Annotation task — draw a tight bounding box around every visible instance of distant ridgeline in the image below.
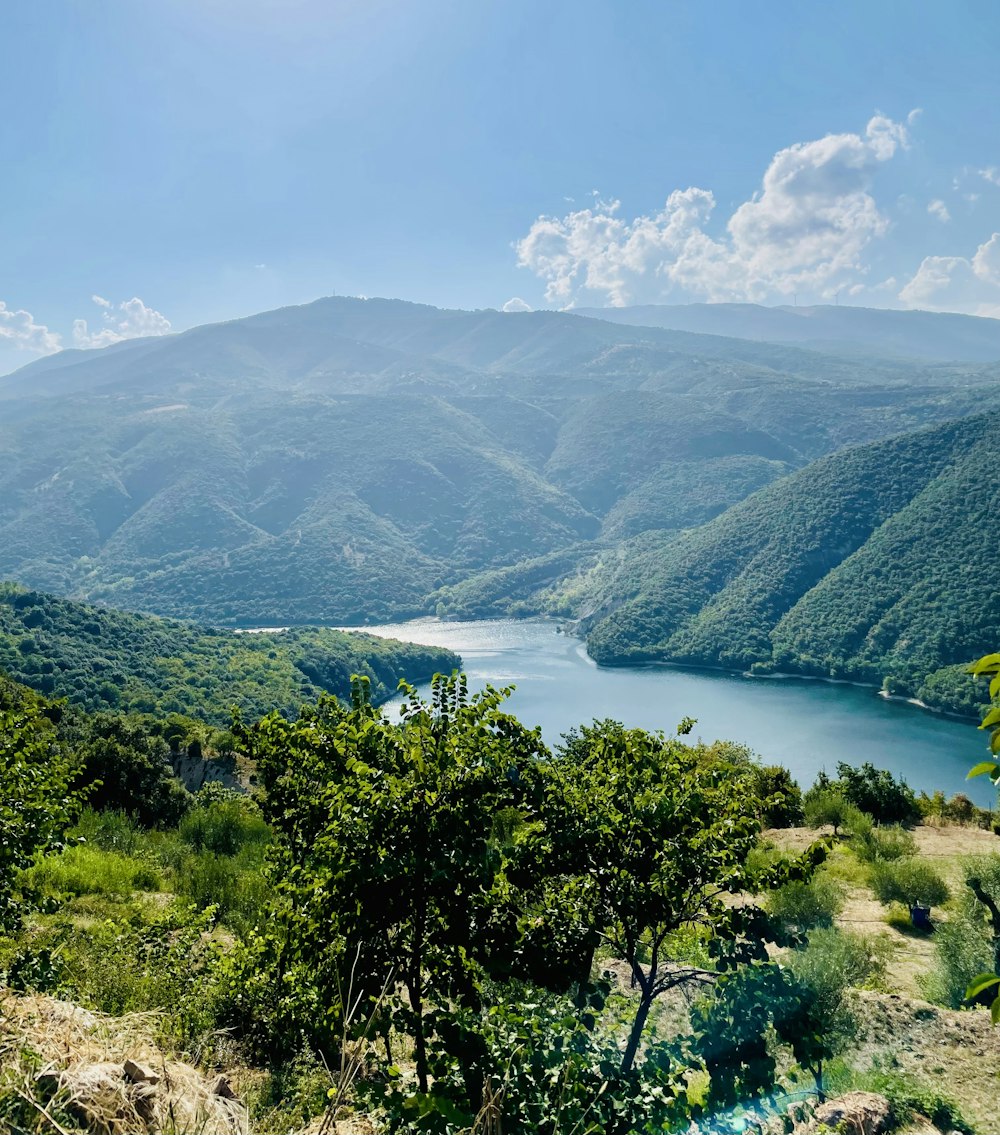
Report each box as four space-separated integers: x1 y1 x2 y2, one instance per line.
2 296 1000 718
0 584 458 725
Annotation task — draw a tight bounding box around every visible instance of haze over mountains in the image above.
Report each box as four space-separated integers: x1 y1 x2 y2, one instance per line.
2 295 1000 714
574 302 1000 362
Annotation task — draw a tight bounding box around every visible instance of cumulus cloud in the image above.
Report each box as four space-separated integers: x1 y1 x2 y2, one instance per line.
515 114 911 307
927 199 951 223
898 232 1000 317
73 295 172 349
0 301 62 355
501 296 532 312
980 167 1000 187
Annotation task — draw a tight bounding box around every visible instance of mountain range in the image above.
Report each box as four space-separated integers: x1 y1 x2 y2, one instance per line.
2 296 1000 714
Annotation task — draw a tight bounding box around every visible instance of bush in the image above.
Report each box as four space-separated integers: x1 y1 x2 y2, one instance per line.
753 764 804 828
871 857 950 909
850 823 917 865
919 908 992 1007
21 845 161 898
178 797 270 856
834 762 919 826
767 875 843 935
824 1066 973 1134
175 848 269 933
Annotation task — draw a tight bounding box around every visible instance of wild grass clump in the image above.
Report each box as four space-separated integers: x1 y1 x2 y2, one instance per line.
21 844 161 898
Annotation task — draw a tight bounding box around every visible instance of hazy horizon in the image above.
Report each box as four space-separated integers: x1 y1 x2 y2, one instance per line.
3 1 999 374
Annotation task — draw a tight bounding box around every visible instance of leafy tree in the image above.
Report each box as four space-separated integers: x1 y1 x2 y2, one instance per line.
68 711 191 826
543 720 823 1074
0 697 79 929
833 761 919 826
803 786 857 837
871 857 950 910
232 674 550 1104
774 928 889 1100
752 764 804 828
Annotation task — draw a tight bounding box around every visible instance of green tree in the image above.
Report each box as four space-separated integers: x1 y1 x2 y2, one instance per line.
871 857 950 910
543 720 823 1074
775 928 889 1100
0 697 79 929
804 786 858 837
234 674 550 1103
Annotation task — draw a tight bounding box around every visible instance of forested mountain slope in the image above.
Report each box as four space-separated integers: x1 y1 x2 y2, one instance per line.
0 583 457 722
582 412 999 712
3 297 1000 625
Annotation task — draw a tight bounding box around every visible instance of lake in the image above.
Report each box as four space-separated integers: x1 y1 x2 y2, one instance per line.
358 617 994 807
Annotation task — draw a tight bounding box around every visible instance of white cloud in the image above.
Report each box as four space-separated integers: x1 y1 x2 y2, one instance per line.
501 296 532 312
0 300 62 355
515 114 911 306
898 232 1000 317
927 199 951 223
980 167 1000 187
73 295 172 349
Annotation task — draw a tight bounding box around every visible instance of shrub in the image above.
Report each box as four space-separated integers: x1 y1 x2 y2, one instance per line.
178 797 270 856
767 875 843 935
21 845 161 897
919 909 992 1007
175 848 269 933
850 823 917 865
834 762 919 827
753 764 804 828
786 926 890 994
871 857 950 909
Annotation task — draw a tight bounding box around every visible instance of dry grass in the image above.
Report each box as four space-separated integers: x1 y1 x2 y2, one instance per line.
0 988 248 1134
767 822 1000 999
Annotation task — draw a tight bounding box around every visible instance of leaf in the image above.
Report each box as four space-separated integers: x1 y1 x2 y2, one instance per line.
965 972 1000 1000
992 996 1000 1026
980 706 1000 729
967 761 999 780
969 653 1000 675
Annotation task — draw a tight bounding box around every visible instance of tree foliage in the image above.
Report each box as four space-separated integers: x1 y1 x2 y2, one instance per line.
0 695 79 929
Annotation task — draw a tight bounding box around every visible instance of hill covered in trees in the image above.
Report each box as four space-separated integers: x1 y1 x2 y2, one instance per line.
0 583 457 723
2 297 1000 626
573 412 999 713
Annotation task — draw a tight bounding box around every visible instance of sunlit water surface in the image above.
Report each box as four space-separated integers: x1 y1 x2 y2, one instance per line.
350 618 993 807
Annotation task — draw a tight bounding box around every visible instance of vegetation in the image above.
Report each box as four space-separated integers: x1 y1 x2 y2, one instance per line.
2 644 994 1132
870 858 950 910
582 412 1000 718
0 583 458 721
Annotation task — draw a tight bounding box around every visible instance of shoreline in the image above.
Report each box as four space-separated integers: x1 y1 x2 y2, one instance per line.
236 614 983 728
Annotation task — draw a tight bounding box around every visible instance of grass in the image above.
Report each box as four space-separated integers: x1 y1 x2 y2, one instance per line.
22 844 162 898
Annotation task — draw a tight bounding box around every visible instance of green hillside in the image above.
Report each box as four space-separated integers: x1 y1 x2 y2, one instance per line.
0 583 458 723
3 297 1000 626
580 412 999 713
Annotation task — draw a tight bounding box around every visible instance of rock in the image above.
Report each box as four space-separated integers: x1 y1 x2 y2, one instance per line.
811 1091 892 1134
123 1058 161 1085
209 1073 239 1100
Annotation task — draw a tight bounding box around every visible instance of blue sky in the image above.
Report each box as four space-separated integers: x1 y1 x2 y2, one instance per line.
2 0 999 373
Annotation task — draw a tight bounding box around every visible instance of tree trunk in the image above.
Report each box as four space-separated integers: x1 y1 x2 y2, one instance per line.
408 973 429 1094
621 990 653 1074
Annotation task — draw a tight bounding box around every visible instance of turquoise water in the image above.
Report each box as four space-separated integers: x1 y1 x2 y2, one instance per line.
360 618 994 807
